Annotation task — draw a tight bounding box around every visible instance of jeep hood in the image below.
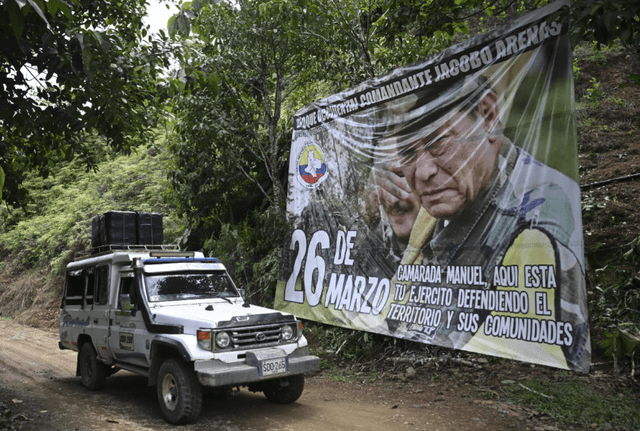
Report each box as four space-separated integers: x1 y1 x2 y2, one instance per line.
149 301 295 333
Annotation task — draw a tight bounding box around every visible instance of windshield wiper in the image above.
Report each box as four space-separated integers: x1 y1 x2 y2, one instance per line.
215 293 236 304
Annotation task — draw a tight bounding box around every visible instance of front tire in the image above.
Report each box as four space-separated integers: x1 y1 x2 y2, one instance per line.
79 342 107 391
157 358 202 425
263 375 305 404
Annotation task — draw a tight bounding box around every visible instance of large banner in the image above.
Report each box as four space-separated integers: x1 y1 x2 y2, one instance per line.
275 0 590 373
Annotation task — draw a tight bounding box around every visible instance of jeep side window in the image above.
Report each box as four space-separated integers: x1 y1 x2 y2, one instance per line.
117 274 138 313
64 267 99 309
95 265 109 305
64 269 85 307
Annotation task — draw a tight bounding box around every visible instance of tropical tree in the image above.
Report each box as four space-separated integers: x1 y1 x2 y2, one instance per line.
167 0 321 220
303 0 483 86
0 0 171 208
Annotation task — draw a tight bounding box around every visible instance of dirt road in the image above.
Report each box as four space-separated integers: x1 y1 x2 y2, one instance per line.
0 319 530 431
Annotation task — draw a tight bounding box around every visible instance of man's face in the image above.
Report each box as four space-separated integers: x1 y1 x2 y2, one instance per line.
397 112 499 219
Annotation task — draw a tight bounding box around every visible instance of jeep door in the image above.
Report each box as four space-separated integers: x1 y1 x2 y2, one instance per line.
108 272 149 367
85 264 112 361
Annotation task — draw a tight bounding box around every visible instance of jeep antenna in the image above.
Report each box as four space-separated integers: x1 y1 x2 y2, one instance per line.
240 255 251 308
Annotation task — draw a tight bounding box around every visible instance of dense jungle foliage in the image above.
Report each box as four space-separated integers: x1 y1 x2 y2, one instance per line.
1 0 639 375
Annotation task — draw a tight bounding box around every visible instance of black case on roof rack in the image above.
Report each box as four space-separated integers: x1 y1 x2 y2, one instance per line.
137 212 163 245
91 211 163 253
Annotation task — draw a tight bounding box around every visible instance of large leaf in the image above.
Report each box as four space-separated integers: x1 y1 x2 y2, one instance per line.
168 11 191 37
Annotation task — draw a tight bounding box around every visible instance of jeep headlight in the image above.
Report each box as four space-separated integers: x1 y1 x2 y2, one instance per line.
281 324 294 341
215 331 231 349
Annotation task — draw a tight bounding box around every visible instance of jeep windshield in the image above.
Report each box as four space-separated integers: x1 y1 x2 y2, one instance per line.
144 272 239 302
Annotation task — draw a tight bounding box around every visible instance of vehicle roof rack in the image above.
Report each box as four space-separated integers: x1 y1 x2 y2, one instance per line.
74 244 180 261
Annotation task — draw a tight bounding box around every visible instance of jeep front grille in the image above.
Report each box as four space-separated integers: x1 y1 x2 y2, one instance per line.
205 322 298 352
230 324 284 349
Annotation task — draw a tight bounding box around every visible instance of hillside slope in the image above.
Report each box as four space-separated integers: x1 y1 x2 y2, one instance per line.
574 45 640 363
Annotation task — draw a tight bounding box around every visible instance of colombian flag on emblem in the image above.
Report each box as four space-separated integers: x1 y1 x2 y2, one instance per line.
298 144 327 185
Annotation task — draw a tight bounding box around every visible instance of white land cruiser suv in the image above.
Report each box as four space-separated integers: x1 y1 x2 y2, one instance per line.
59 247 319 424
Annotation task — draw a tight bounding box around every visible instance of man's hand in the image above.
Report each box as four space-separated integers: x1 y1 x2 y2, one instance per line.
366 161 414 212
365 160 420 245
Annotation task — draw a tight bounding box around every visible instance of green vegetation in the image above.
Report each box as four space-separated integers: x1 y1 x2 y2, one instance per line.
590 237 640 372
202 208 288 306
306 324 379 362
0 141 182 275
582 77 606 109
505 378 640 428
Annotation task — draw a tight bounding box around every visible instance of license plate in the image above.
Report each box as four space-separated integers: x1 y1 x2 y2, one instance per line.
260 357 288 377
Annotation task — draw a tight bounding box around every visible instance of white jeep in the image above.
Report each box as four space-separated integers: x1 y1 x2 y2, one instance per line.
58 247 319 424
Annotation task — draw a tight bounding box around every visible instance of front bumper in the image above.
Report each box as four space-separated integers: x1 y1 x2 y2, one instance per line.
195 346 320 387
